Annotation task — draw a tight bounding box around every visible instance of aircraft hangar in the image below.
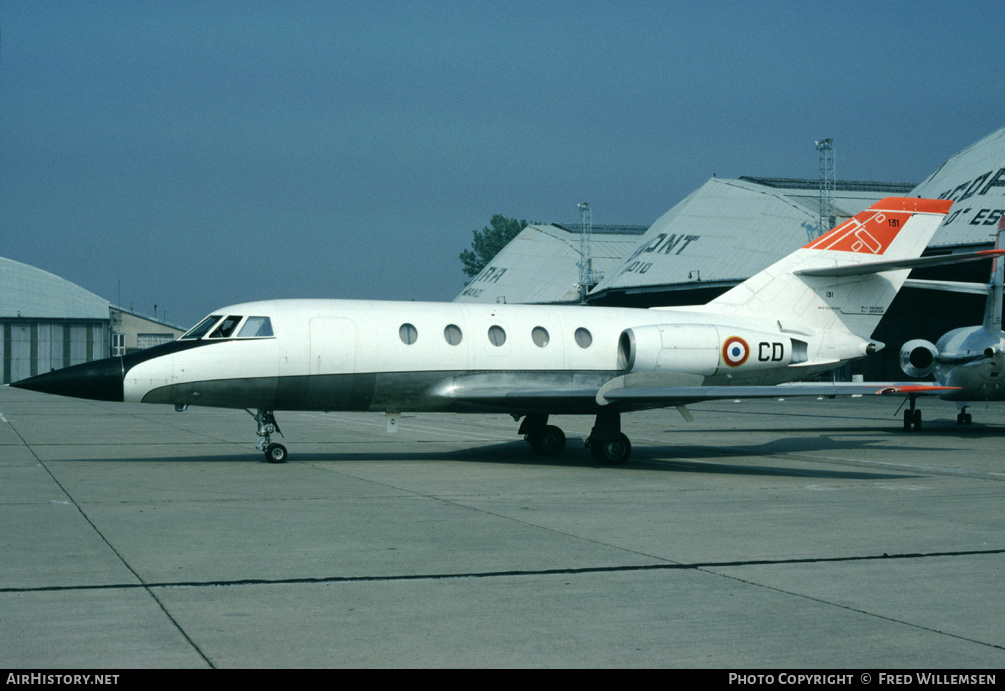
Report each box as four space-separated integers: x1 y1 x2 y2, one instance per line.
454 223 649 305
456 177 913 310
0 256 185 384
0 256 111 385
455 124 1005 380
587 176 914 308
852 125 1005 379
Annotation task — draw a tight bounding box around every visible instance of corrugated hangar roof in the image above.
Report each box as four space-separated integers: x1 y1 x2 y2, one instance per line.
0 256 110 320
912 125 1005 249
589 177 902 302
454 224 648 304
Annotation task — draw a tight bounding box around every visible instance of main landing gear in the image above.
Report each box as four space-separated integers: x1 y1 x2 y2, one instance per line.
250 409 287 463
519 414 566 456
902 398 975 429
903 394 922 431
585 409 631 465
519 410 632 465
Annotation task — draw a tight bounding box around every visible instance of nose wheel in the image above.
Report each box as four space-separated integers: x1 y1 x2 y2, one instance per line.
265 442 288 463
249 409 287 463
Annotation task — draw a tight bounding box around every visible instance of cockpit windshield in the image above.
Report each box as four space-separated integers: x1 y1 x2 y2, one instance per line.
209 315 243 339
181 314 275 340
182 315 222 340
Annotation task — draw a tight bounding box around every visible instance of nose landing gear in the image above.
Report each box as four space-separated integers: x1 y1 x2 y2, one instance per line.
249 409 287 463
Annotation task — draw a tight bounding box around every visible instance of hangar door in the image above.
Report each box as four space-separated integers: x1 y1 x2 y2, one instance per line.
2 322 109 384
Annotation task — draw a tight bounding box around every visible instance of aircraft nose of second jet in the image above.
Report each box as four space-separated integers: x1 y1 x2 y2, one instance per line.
11 356 125 402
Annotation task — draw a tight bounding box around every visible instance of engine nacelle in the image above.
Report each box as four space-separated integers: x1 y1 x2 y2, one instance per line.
619 324 802 375
899 339 939 378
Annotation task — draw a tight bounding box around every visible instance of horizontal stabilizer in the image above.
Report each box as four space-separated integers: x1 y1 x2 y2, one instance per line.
795 249 1005 278
902 279 992 296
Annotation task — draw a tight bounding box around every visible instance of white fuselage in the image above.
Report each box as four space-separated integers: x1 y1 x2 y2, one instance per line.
123 299 864 414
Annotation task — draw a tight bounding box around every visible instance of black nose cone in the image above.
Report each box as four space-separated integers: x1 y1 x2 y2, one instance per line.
11 357 124 402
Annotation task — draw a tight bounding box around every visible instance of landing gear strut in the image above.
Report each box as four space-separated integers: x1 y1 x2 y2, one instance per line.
519 414 566 456
903 395 922 431
586 409 632 465
249 409 287 463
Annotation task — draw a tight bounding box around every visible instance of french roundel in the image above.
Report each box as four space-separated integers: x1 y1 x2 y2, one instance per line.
722 336 750 367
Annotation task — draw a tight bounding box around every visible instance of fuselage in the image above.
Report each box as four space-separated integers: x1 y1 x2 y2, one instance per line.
18 299 868 416
934 326 1005 401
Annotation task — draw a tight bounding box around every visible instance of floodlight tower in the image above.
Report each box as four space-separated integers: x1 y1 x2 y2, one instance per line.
577 202 593 304
815 138 836 237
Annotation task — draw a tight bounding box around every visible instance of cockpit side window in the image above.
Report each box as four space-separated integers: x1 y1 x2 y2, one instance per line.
237 316 274 338
210 315 243 339
182 315 222 340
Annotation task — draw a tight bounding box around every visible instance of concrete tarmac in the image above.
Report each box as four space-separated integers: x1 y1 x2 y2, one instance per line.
1 385 1003 669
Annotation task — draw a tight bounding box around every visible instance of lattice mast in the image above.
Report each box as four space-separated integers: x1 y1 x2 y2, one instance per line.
816 138 836 237
577 202 595 303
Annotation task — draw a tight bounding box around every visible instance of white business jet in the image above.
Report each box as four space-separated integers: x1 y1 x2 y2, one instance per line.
14 198 976 464
899 217 1005 427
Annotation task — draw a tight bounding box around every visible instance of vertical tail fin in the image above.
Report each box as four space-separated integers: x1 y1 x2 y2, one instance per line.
982 216 1005 336
705 197 953 339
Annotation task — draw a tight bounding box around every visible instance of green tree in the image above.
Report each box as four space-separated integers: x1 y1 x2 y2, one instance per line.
459 214 529 278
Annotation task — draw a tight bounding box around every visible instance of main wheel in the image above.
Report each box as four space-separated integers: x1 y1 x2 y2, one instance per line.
590 433 631 465
265 443 288 463
913 409 922 431
530 425 566 456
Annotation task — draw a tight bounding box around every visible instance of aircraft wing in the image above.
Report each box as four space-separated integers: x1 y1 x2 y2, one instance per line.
433 372 957 413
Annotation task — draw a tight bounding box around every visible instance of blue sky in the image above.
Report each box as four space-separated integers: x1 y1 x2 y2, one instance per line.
2 1 1002 327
